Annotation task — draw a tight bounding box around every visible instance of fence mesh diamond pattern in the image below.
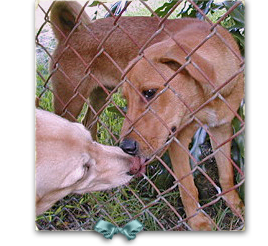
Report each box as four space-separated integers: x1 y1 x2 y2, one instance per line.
35 0 245 231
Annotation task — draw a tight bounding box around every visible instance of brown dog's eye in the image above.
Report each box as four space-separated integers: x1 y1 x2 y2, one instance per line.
142 89 157 100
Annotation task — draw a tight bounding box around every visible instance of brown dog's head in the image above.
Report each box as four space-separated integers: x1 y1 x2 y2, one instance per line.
120 32 221 159
120 22 242 159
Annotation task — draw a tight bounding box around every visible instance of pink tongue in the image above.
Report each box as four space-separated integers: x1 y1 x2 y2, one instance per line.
129 157 146 176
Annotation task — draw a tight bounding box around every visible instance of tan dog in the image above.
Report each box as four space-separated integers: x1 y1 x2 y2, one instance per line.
35 109 143 215
120 21 244 230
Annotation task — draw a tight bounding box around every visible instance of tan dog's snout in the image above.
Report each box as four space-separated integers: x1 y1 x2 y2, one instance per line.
36 109 148 215
128 156 147 177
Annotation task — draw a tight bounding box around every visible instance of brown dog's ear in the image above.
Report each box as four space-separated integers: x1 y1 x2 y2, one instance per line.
50 1 91 40
159 58 188 76
160 41 215 86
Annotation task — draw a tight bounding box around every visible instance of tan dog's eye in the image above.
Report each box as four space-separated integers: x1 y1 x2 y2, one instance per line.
142 89 157 100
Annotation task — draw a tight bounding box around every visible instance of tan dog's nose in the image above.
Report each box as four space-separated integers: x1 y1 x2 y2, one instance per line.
120 138 139 156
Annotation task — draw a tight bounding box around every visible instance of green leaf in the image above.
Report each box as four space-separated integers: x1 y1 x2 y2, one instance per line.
106 105 126 116
88 1 100 7
154 0 178 18
231 101 245 165
223 1 244 23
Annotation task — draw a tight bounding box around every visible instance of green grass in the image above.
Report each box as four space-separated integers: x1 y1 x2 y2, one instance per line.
36 63 54 112
97 92 126 145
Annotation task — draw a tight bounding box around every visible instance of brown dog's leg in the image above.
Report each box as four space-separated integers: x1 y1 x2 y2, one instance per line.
54 91 85 122
209 123 244 216
52 74 89 122
169 123 212 231
53 73 95 123
82 87 108 140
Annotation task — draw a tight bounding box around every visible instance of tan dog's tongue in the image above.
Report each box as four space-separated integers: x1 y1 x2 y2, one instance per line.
129 157 146 177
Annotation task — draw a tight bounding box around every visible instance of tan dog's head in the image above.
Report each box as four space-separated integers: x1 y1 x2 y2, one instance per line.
120 33 220 158
36 110 144 215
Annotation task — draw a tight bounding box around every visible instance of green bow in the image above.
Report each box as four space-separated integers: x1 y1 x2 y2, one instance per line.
94 219 143 240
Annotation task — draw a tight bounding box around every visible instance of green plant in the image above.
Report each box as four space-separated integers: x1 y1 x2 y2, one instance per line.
154 0 245 54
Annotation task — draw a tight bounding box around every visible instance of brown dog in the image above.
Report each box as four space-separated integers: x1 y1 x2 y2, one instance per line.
120 21 244 230
35 109 143 215
50 1 206 138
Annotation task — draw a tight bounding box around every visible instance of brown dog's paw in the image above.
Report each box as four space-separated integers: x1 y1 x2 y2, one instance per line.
232 199 245 217
224 191 245 218
188 213 213 231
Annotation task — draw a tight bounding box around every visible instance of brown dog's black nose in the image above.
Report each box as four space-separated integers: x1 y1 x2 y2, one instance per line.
120 138 139 156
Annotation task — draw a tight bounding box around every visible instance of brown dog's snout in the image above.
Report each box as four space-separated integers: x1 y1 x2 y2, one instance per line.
120 138 139 156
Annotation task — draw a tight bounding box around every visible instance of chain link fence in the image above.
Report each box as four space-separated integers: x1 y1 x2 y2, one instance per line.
35 0 245 231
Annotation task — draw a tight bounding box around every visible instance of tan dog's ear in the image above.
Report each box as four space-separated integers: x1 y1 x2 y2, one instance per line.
159 41 215 86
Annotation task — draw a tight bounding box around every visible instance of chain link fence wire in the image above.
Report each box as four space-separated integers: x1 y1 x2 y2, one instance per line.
35 0 245 231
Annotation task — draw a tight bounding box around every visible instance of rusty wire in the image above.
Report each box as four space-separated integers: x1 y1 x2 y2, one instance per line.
35 0 245 231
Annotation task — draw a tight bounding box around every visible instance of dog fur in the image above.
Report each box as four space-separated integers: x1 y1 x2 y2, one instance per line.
120 21 244 230
35 109 142 215
50 1 205 137
48 1 244 230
